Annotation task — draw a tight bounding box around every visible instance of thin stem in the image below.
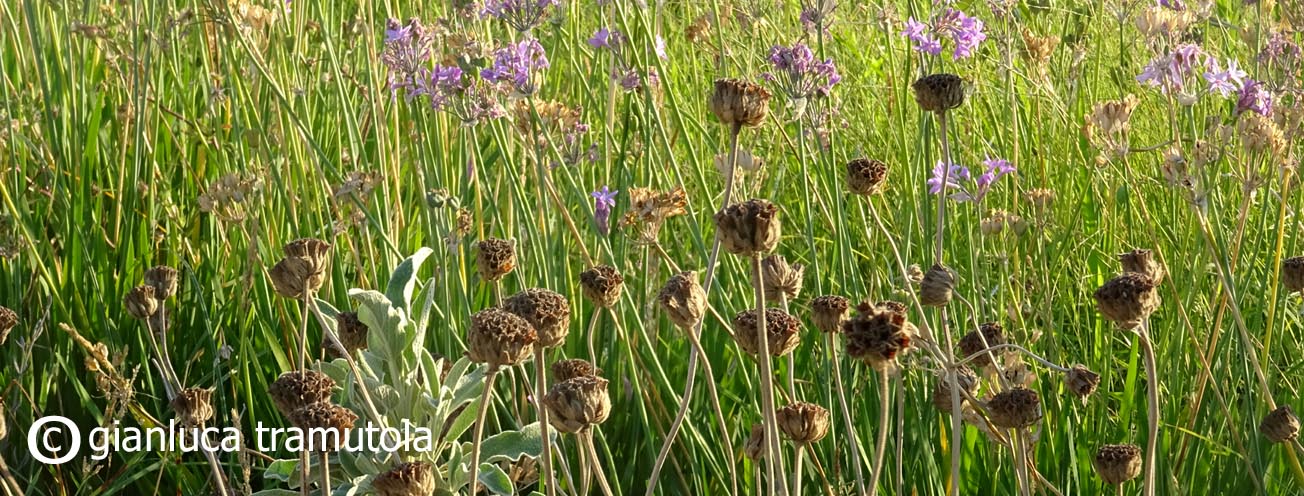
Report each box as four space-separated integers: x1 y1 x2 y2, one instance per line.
586 431 615 496
319 451 331 496
306 301 389 430
683 327 738 494
791 444 806 496
580 433 593 496
469 367 500 496
778 293 796 401
956 344 1071 373
754 255 785 496
867 369 890 496
300 290 312 371
201 442 231 496
1012 430 1031 496
1138 325 1160 496
587 308 602 364
536 349 558 496
828 333 866 496
935 110 963 496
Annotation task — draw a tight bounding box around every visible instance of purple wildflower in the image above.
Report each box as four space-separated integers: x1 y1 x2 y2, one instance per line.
592 186 618 235
1158 0 1185 10
930 158 1015 202
481 0 560 32
654 35 668 60
903 9 985 60
761 43 841 99
380 18 433 99
1202 59 1247 97
927 161 966 194
1137 43 1207 95
903 18 943 55
416 65 465 110
589 27 623 49
481 39 550 96
1236 79 1273 116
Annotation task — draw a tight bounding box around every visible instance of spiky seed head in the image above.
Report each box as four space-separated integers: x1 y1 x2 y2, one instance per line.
931 367 979 412
171 387 215 427
1065 364 1101 399
657 271 708 330
1283 256 1304 293
1093 444 1142 485
545 376 611 434
475 238 517 282
912 74 966 113
551 358 602 382
579 265 624 308
466 308 537 369
846 158 889 196
919 264 957 307
124 286 159 320
843 301 915 370
0 306 16 345
759 254 805 302
1260 406 1300 443
268 370 337 417
986 387 1042 429
731 308 803 357
288 402 358 451
810 295 851 334
283 237 332 261
269 238 331 298
709 78 771 129
144 265 179 300
957 322 1006 369
776 402 830 445
328 312 370 359
1119 249 1165 284
504 288 572 349
372 461 438 496
715 199 782 257
743 423 767 461
1094 272 1160 330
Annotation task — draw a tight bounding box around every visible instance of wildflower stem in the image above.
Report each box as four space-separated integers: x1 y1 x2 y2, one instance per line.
535 348 558 496
1012 429 1031 496
935 109 965 496
306 301 388 429
827 332 867 496
580 433 593 496
778 293 797 401
469 367 499 496
791 444 806 496
586 430 615 496
201 439 232 496
319 452 330 496
1137 322 1159 496
867 369 890 496
754 254 786 496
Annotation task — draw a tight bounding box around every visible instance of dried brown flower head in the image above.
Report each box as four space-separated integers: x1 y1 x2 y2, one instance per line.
709 78 772 129
657 271 708 330
919 264 957 307
1065 364 1101 399
545 376 611 433
686 14 712 44
732 308 803 357
1239 111 1285 155
1094 272 1160 330
1119 249 1166 284
1020 30 1059 69
912 74 966 113
466 308 538 369
329 312 370 358
931 367 979 412
0 306 16 345
124 286 159 320
144 265 179 300
579 265 624 308
621 187 689 243
1093 444 1142 485
268 370 337 417
958 322 1005 368
843 301 915 370
1135 5 1194 39
1260 406 1300 443
552 358 602 382
1086 94 1140 159
288 402 358 451
759 254 804 302
372 461 438 496
986 387 1042 429
1283 256 1304 293
475 238 517 282
269 238 332 299
846 158 888 196
776 402 830 445
743 422 766 461
715 199 781 257
171 387 215 427
504 288 572 349
809 295 851 334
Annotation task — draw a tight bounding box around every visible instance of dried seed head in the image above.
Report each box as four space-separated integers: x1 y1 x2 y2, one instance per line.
1283 256 1304 293
776 402 830 445
124 286 159 320
171 387 215 427
551 358 602 382
931 367 979 412
715 199 782 257
466 308 538 369
372 461 438 496
579 265 624 308
475 238 517 282
328 312 370 358
732 308 803 357
809 295 851 334
1093 444 1143 485
743 423 766 460
846 158 888 196
759 254 805 302
1119 249 1165 284
843 301 915 370
284 237 332 261
1001 357 1037 388
504 288 572 348
1239 111 1285 155
918 264 957 307
268 370 337 417
1260 406 1300 443
912 74 966 113
545 376 611 433
144 265 179 300
0 306 16 345
657 271 708 330
270 238 331 298
287 402 358 451
1094 272 1160 330
1065 364 1101 399
709 78 772 129
958 322 1006 368
986 387 1042 429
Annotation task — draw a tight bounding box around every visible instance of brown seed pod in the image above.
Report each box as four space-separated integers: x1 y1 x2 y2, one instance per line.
931 367 979 412
327 312 369 359
544 376 611 434
269 238 331 298
284 237 332 262
809 295 851 334
1283 256 1304 293
503 288 572 349
0 306 16 345
732 308 803 357
708 78 772 129
1094 272 1160 330
843 301 916 370
846 158 889 196
124 286 159 320
715 199 782 257
1260 405 1300 443
1093 444 1143 485
743 423 767 461
1065 364 1101 399
759 254 805 302
144 265 179 300
371 461 438 496
986 387 1042 429
268 371 337 417
475 238 517 282
466 308 538 369
551 358 602 382
171 387 215 427
1119 249 1165 284
579 265 624 308
957 322 1005 368
288 402 358 451
776 402 831 445
918 264 957 307
657 271 708 330
912 73 966 113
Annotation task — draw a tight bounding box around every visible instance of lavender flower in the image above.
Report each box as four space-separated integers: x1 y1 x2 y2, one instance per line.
1137 43 1207 98
481 39 550 96
761 43 841 100
417 65 465 110
654 35 668 60
589 27 623 49
903 9 986 60
929 158 1015 202
380 18 434 99
481 0 559 32
592 186 618 235
590 27 661 93
1236 79 1272 116
415 64 505 125
927 161 967 194
903 18 943 55
1202 58 1246 97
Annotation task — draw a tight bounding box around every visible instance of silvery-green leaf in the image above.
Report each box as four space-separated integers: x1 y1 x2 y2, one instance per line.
317 360 349 387
349 289 408 364
478 463 515 495
440 397 481 445
315 298 341 319
337 450 362 477
477 422 545 463
412 277 438 337
263 459 298 483
385 247 433 312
